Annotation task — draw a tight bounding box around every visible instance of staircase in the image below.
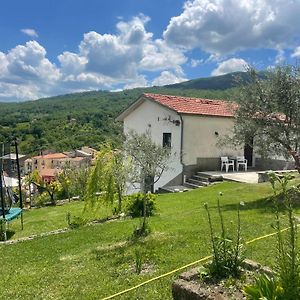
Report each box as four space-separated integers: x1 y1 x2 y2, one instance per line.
184 172 223 189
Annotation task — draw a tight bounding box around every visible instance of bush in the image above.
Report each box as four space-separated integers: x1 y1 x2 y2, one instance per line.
66 212 87 229
203 194 244 280
124 193 157 218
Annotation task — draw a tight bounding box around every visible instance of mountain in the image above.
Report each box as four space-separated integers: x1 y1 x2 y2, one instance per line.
166 71 249 90
0 72 248 154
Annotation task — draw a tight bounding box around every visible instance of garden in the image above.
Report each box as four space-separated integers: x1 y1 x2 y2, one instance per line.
1 177 300 299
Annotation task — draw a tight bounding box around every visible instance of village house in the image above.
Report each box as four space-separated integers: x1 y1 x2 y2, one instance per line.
24 148 96 182
117 93 292 191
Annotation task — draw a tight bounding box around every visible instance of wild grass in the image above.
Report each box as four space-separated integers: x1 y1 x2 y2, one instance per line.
1 181 300 299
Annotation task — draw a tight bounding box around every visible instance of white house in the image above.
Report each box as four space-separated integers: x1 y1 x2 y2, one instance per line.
117 93 295 191
117 93 252 191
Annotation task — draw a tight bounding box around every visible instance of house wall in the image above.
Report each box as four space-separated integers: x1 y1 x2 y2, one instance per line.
182 115 243 170
123 99 183 192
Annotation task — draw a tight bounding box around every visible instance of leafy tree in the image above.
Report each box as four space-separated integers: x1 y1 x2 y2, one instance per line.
232 65 300 173
124 131 170 235
84 144 131 213
124 130 171 193
31 171 63 205
57 164 72 201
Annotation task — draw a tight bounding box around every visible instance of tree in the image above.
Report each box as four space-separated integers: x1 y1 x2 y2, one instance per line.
232 65 300 173
124 130 171 193
57 162 73 202
84 143 131 213
125 130 171 235
31 171 62 205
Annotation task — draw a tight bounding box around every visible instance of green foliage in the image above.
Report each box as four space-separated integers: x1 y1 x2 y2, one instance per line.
34 192 50 207
125 130 170 193
30 171 63 205
0 181 289 299
243 273 284 300
203 194 244 280
134 248 143 274
268 172 300 299
66 212 87 229
124 193 157 218
84 143 131 215
0 87 234 154
232 65 300 172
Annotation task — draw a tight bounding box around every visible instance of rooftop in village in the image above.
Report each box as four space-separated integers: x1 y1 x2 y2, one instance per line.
116 93 237 121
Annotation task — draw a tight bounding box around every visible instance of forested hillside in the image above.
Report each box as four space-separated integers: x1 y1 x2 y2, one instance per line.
0 84 236 155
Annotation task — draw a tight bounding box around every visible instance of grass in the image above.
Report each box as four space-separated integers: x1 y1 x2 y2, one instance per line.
6 201 112 239
1 181 300 299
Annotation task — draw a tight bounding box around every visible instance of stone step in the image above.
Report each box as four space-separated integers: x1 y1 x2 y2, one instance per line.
187 178 209 186
197 172 224 182
196 172 212 178
184 182 203 189
192 175 210 182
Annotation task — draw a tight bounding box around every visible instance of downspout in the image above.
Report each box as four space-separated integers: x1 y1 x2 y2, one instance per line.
179 114 184 184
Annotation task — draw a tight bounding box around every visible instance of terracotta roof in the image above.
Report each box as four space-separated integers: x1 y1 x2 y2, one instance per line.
32 153 68 160
39 168 61 177
143 93 237 117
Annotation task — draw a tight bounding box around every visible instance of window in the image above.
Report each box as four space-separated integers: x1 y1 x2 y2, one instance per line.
162 133 172 148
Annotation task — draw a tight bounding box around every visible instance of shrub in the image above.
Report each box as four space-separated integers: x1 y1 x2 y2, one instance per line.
203 193 244 280
66 212 87 229
244 172 300 299
124 193 157 218
243 273 284 300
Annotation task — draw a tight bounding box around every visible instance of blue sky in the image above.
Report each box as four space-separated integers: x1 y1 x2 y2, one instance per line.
1 0 300 102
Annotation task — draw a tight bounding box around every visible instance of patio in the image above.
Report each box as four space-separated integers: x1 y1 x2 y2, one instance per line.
203 170 259 184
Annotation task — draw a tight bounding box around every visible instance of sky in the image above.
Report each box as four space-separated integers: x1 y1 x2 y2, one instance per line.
1 0 300 102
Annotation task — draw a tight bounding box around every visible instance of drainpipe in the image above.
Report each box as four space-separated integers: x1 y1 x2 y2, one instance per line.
179 114 184 184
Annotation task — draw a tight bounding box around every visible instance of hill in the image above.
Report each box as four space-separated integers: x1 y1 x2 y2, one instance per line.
166 71 248 90
0 73 242 154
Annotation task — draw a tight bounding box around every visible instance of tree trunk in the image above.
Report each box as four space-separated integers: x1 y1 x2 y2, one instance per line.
117 185 122 213
288 150 300 174
142 193 147 232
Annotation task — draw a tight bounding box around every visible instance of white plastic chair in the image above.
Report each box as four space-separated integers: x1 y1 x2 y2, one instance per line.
236 156 247 171
220 156 235 172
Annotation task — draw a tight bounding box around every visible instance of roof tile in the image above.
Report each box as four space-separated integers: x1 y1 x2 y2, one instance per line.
143 93 237 117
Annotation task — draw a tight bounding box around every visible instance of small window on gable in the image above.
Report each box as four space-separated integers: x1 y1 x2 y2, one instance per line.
163 133 172 148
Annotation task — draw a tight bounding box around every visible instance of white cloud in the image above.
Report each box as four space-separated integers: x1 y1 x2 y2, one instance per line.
275 49 285 65
152 70 187 86
124 75 148 89
140 39 187 71
21 28 38 38
0 41 60 101
190 58 203 67
291 46 300 58
211 58 248 76
0 15 189 101
164 0 300 55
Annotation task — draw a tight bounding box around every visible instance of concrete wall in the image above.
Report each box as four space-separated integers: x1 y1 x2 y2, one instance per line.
255 158 295 171
123 99 183 191
182 115 243 170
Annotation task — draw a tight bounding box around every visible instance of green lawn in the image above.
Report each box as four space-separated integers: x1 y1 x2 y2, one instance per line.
1 181 299 300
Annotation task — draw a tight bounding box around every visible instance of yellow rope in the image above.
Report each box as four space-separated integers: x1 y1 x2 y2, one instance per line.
101 225 296 300
101 255 212 300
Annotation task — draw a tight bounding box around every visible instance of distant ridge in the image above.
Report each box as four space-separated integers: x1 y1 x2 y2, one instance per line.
165 71 248 90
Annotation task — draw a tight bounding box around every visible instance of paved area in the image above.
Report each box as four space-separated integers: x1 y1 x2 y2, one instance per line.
203 171 259 184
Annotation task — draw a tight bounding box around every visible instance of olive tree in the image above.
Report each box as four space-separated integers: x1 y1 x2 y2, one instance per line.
124 130 171 193
125 130 171 235
232 65 300 173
